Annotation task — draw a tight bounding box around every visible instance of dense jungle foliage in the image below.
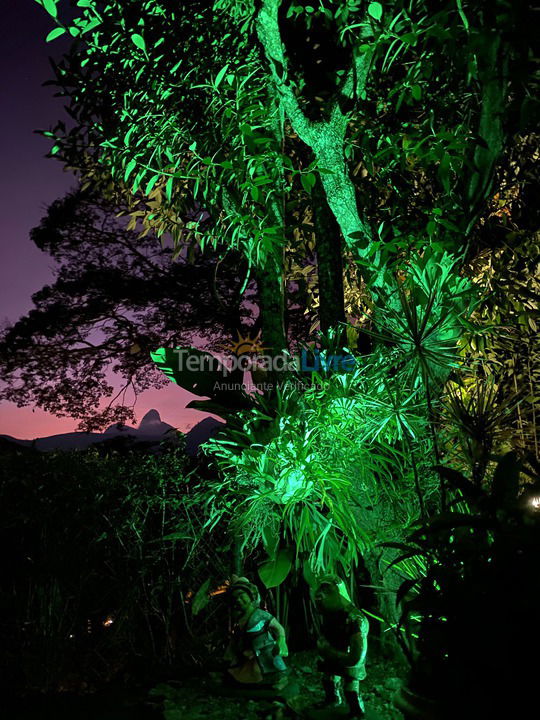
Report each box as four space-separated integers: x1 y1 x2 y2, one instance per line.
1 1 538 716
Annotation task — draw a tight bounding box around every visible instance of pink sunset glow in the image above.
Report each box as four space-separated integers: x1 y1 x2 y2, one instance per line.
0 5 214 441
0 384 213 441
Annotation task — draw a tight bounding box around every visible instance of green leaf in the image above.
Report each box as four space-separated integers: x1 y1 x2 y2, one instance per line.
302 560 318 588
124 159 136 182
161 531 193 542
132 171 145 193
46 26 66 42
166 176 173 202
401 32 418 45
386 552 423 572
145 175 160 196
411 84 422 101
131 34 146 53
301 172 316 193
40 0 58 19
261 524 280 559
368 2 383 21
123 126 135 147
258 548 293 589
214 63 229 89
436 218 460 232
81 17 100 34
191 578 211 616
151 347 235 396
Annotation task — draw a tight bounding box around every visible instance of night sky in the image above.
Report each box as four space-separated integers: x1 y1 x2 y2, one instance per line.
0 2 204 439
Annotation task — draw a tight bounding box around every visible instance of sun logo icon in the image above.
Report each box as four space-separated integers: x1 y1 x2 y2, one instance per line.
223 330 268 357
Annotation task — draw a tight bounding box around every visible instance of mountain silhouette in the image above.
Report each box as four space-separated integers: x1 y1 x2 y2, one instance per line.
138 409 175 435
184 417 225 456
0 409 214 453
102 409 175 437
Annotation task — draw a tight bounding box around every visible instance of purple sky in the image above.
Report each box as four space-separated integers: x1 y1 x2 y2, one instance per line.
0 2 207 439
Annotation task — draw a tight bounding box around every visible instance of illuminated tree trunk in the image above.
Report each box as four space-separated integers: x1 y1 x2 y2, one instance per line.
312 175 346 336
256 0 384 290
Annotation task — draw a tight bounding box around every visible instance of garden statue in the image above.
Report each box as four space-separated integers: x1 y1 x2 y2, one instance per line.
224 576 290 690
312 575 369 719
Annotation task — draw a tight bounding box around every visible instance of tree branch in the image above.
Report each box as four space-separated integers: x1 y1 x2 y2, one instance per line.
256 0 383 287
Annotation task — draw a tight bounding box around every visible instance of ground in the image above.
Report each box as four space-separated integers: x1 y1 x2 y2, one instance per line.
6 650 405 719
149 651 405 720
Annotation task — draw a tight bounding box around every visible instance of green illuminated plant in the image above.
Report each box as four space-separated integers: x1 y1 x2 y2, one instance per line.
185 344 437 601
369 247 477 388
35 0 533 296
31 0 537 429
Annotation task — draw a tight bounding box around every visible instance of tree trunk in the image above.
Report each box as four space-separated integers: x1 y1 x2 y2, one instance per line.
312 175 346 338
255 251 287 358
463 31 509 241
256 0 384 290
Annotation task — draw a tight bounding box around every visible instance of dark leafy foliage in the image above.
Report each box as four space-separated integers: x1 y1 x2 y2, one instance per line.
390 451 540 716
0 442 229 694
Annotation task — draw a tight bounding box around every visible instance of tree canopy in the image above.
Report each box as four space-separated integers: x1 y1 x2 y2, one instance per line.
0 190 257 428
17 0 538 431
